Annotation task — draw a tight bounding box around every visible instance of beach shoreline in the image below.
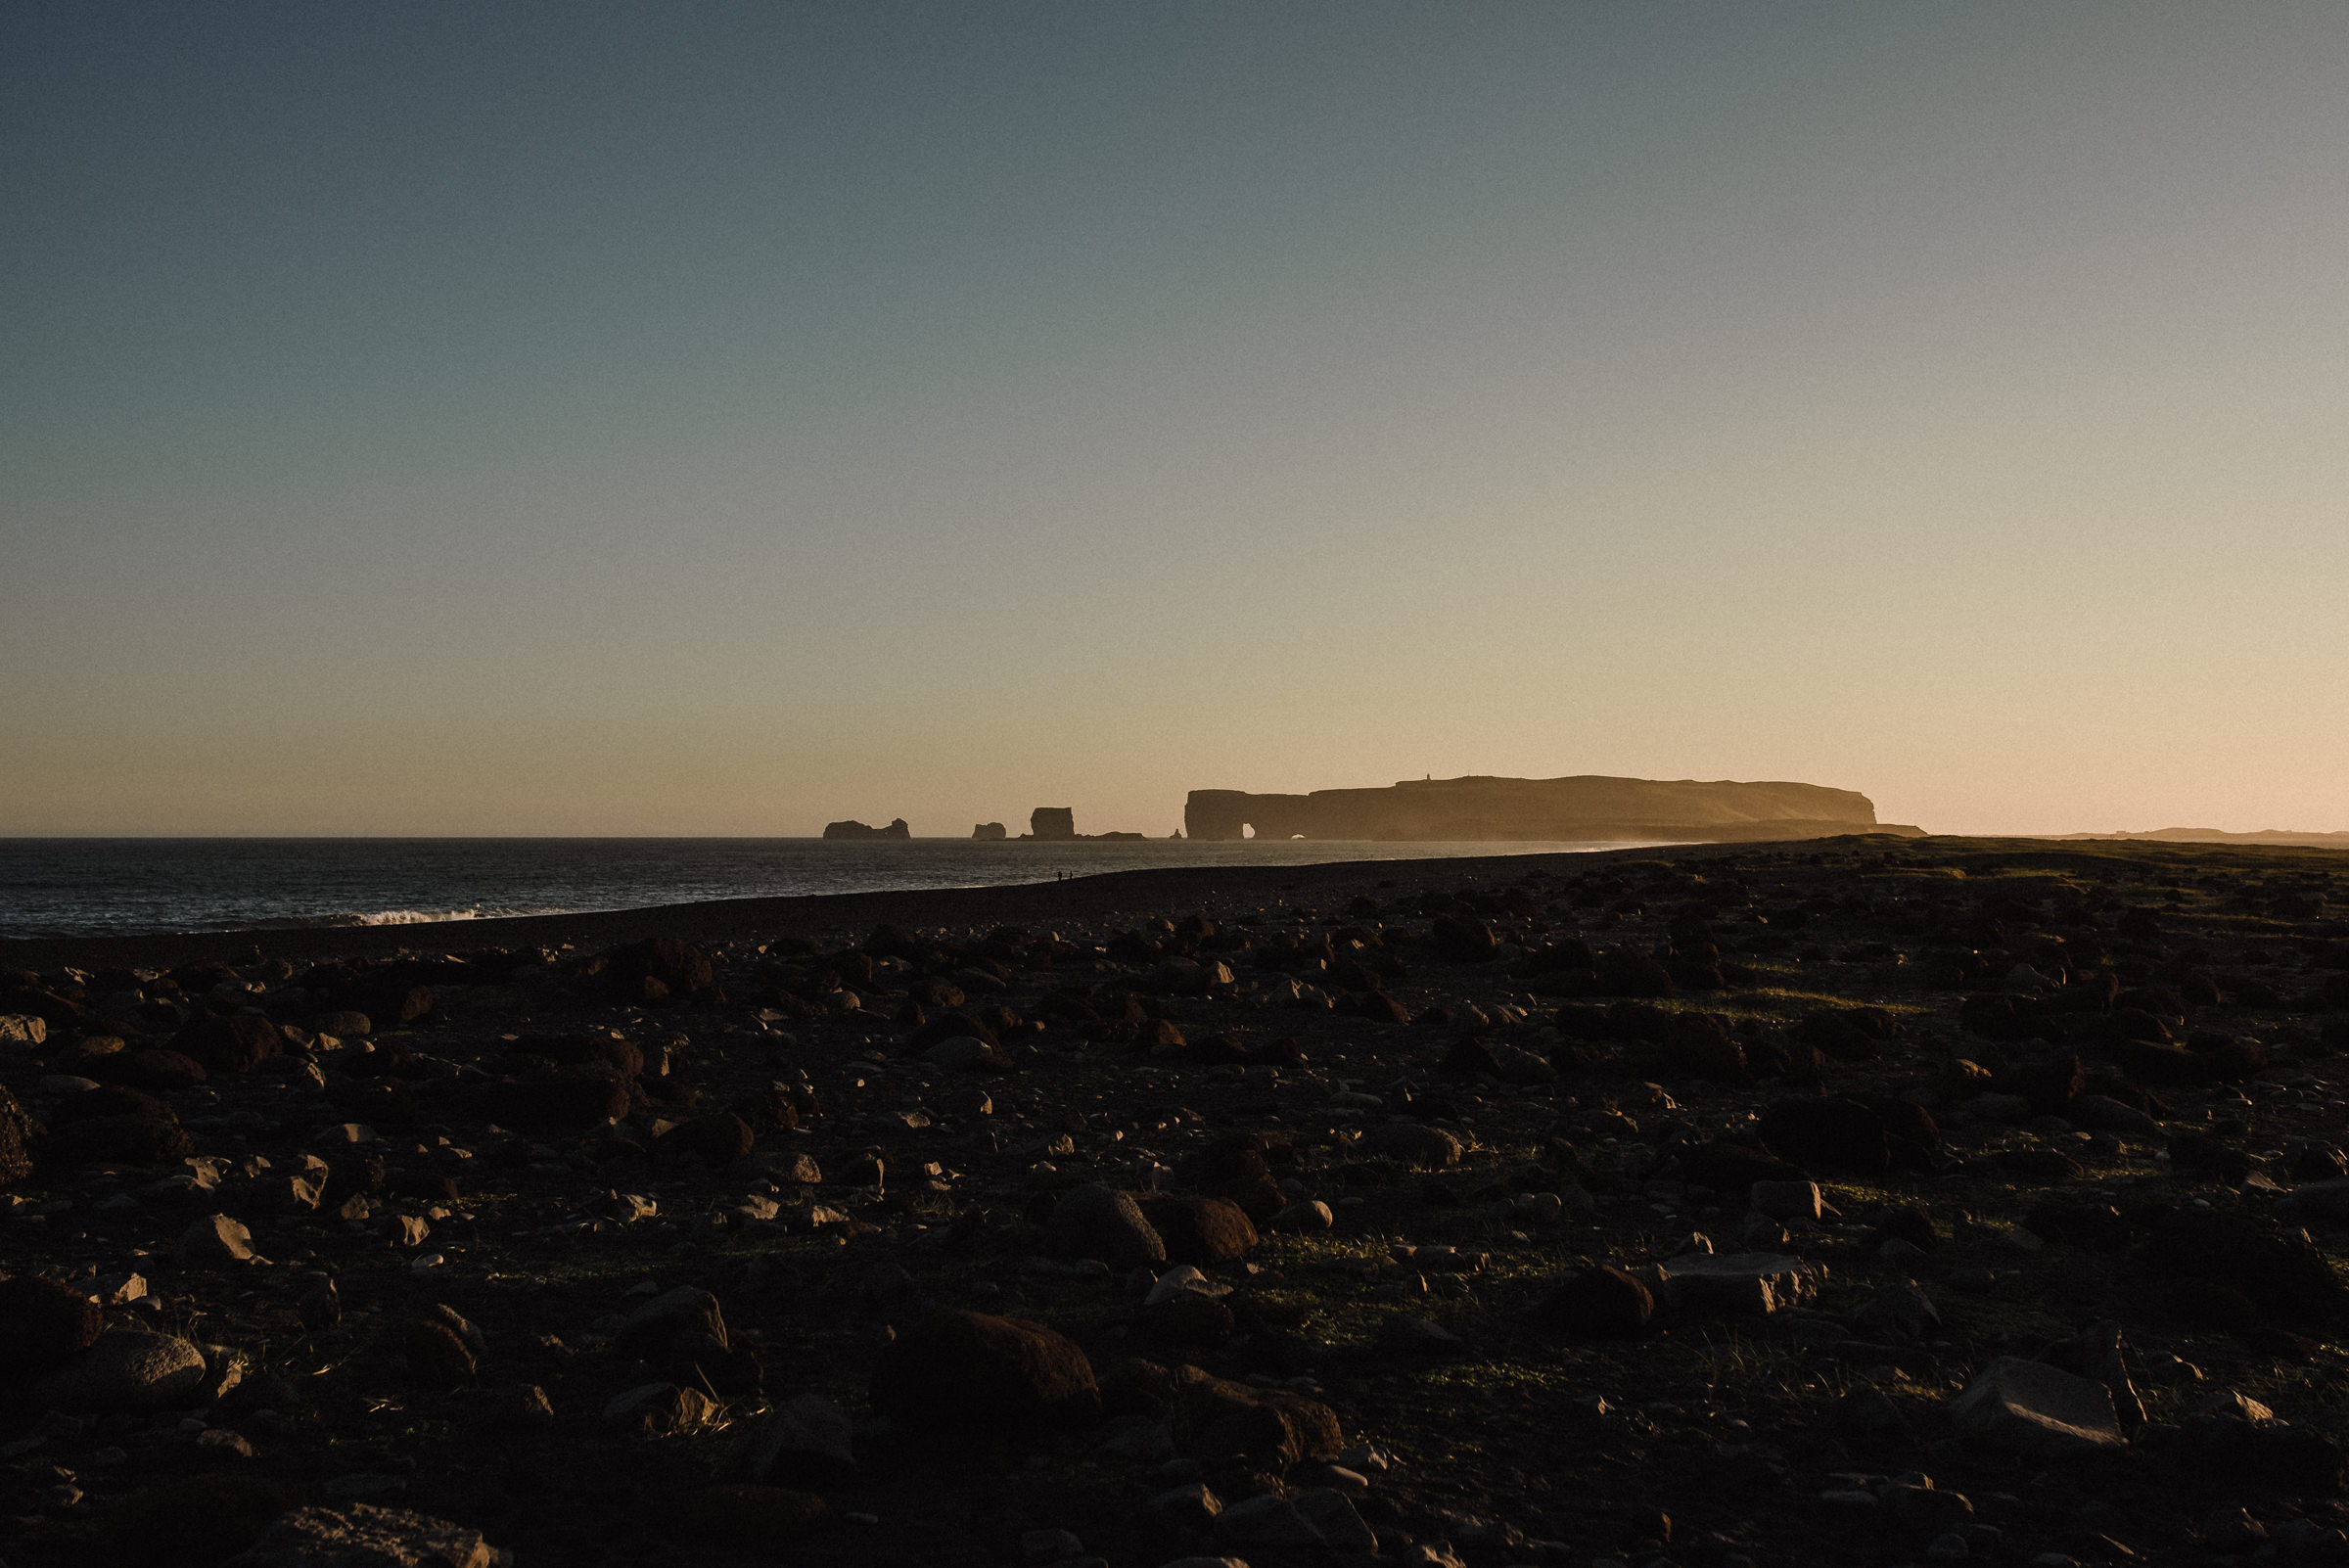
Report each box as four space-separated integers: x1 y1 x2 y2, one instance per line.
0 838 1767 971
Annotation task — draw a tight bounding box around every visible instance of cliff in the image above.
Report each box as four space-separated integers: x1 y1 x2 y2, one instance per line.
1183 774 1915 843
822 818 910 841
1018 807 1145 843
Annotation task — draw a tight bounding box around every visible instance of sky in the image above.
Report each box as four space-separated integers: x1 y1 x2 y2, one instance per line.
5 1 2347 838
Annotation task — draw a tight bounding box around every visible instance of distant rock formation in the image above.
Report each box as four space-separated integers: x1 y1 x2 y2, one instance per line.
822 818 911 841
2054 827 2349 847
1017 807 1147 843
972 822 1007 841
1183 775 1916 844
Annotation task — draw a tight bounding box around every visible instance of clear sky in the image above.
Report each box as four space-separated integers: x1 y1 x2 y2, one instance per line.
5 2 2346 838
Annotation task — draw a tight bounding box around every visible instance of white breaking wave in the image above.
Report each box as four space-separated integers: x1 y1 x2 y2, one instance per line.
253 905 571 929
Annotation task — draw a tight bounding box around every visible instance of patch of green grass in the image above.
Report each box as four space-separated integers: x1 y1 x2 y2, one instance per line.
1688 1333 1853 1401
1412 1355 1581 1397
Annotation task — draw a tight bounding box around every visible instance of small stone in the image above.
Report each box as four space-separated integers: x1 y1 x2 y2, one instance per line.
2202 1506 2268 1551
737 1393 854 1480
1749 1179 1822 1221
1293 1487 1377 1552
1149 1482 1223 1528
176 1214 259 1267
1214 1493 1324 1547
31 1328 207 1411
0 1014 49 1046
1658 1251 1819 1315
601 1380 721 1438
96 1271 149 1305
1949 1357 2126 1454
1299 1462 1370 1494
1049 1184 1166 1269
0 1273 104 1383
480 1383 555 1432
1538 1266 1654 1339
222 1501 491 1567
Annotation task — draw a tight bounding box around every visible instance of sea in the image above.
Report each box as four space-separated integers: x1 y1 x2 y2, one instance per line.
0 838 1657 941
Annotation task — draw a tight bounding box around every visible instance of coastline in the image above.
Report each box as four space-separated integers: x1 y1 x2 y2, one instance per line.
0 839 1737 970
12 831 2345 973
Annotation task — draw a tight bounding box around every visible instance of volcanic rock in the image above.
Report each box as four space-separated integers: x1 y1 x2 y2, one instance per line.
869 1310 1100 1435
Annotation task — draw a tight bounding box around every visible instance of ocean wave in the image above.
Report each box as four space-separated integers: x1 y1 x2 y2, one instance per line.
252 906 568 930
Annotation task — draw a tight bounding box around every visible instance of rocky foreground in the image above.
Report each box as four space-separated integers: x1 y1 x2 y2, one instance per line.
5 837 2349 1567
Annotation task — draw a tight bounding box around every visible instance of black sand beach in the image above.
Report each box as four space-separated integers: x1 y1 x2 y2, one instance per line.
5 834 2349 1567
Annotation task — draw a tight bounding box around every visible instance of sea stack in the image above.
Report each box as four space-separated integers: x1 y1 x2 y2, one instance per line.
821 818 911 841
972 822 1007 841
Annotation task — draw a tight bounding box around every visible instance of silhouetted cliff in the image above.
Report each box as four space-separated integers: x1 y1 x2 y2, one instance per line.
1183 774 1915 843
822 818 910 841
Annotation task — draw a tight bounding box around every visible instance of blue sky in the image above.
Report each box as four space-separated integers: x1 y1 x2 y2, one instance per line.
6 2 2346 834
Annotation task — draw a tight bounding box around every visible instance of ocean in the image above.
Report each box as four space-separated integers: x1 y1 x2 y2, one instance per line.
0 838 1656 941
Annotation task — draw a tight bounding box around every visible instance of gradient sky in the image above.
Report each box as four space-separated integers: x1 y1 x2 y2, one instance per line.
6 2 2347 837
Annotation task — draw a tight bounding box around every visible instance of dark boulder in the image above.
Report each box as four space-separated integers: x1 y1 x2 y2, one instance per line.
617 1286 760 1396
1430 916 1499 964
1172 1365 1341 1464
472 1071 631 1130
89 1048 207 1092
1759 1096 1890 1176
1173 1136 1288 1223
1049 1184 1165 1268
726 1085 801 1136
1794 1010 1885 1062
1995 1053 2085 1116
2107 1038 2207 1086
98 1476 304 1567
169 1012 281 1074
1652 1012 1745 1080
658 1112 755 1169
2142 1208 2346 1326
1140 1195 1259 1266
0 1273 104 1385
1593 950 1676 998
395 1317 477 1388
869 1310 1099 1436
599 937 716 1002
44 1115 193 1167
1678 1140 1809 1189
1538 1267 1655 1339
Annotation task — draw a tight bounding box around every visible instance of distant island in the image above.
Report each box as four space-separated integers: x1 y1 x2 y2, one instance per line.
820 818 910 841
1018 807 1144 842
971 821 1007 840
1183 773 1917 843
